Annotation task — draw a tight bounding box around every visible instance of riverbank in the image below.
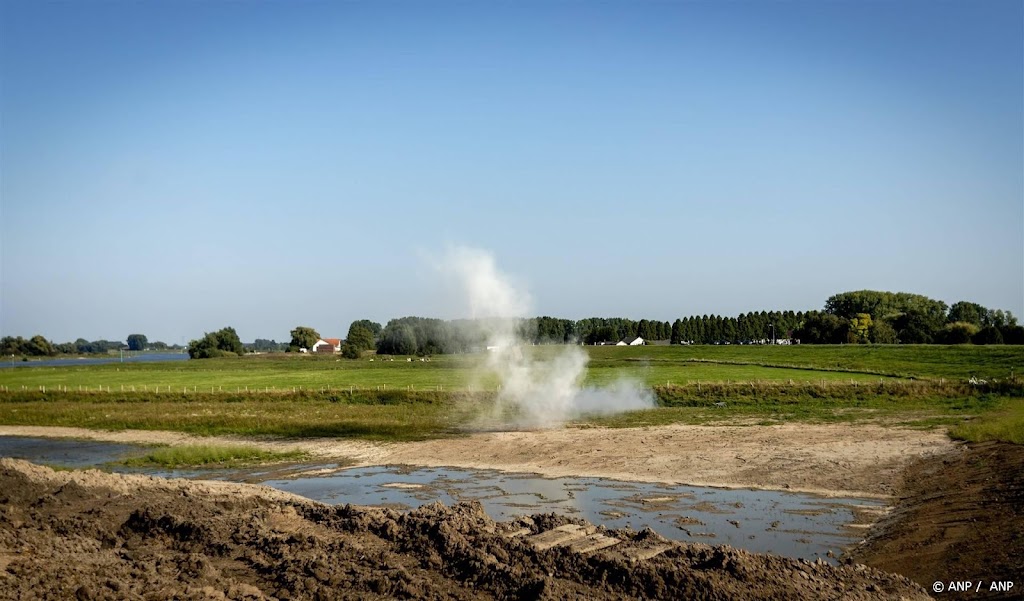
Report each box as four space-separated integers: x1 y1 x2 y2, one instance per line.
0 423 953 498
3 425 1019 598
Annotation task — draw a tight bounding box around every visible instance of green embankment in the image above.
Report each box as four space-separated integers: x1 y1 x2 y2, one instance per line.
949 397 1024 445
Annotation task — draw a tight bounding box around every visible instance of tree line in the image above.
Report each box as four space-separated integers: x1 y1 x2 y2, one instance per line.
6 289 1018 361
1 335 181 358
185 290 1023 360
802 291 1021 345
361 290 1021 356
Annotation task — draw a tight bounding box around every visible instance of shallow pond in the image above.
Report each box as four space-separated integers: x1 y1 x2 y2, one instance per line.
1 436 880 562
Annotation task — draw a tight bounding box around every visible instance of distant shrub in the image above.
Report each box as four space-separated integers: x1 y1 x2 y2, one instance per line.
187 326 245 359
973 326 1004 345
1000 325 1024 345
340 343 361 359
938 322 979 345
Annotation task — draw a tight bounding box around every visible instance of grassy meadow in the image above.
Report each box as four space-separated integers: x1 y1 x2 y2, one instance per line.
3 344 1020 392
1 345 1021 443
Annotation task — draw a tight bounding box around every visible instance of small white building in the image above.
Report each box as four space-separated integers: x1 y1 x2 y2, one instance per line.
616 336 645 346
310 339 336 354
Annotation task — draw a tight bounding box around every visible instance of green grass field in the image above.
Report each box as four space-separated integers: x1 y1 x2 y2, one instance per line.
1 345 1021 443
2 344 1019 393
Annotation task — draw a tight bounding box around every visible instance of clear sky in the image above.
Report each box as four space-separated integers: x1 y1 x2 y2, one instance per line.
1 0 1021 344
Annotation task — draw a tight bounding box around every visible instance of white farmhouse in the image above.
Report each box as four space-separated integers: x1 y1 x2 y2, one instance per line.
616 336 645 346
310 339 337 354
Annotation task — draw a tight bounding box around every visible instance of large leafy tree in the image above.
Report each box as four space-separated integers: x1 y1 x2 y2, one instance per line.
345 322 376 351
892 309 942 344
670 319 682 344
937 322 978 344
0 336 50 356
215 327 244 354
348 320 383 338
340 342 362 359
868 319 898 344
850 314 872 343
973 326 1004 345
377 324 417 355
794 312 851 344
584 326 618 345
985 309 1017 328
999 324 1024 344
531 316 574 343
826 290 948 324
26 335 56 356
948 301 987 327
126 334 148 351
188 327 245 359
289 326 321 352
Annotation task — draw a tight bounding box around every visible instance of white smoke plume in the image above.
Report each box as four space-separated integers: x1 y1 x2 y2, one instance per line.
436 245 655 430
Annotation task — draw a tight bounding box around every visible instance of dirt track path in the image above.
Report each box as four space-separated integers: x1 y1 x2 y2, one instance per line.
0 423 954 498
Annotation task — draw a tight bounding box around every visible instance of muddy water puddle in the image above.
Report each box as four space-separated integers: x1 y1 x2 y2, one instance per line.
1 435 881 562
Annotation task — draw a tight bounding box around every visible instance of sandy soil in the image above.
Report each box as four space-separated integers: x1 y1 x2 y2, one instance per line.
0 458 929 600
0 423 954 498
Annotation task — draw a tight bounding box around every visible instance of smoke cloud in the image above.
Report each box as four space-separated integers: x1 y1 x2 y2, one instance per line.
437 245 655 430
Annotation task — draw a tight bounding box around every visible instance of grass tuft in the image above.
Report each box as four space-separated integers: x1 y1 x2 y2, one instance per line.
121 445 307 468
949 399 1024 445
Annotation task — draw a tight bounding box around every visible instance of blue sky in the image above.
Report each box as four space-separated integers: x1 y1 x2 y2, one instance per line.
1 0 1021 343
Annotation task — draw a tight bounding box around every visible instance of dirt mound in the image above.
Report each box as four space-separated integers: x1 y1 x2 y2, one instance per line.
852 441 1024 600
0 458 927 600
